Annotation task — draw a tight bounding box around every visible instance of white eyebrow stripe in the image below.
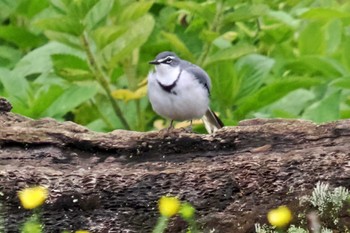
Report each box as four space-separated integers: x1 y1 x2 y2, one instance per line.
158 56 175 63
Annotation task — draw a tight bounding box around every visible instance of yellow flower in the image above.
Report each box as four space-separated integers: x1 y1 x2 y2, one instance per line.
75 231 90 233
267 205 292 228
18 186 48 209
158 196 180 218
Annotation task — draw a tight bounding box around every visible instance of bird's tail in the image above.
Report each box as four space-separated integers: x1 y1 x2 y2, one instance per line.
202 108 224 134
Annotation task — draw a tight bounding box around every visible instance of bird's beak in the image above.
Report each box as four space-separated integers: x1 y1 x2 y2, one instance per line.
149 60 160 65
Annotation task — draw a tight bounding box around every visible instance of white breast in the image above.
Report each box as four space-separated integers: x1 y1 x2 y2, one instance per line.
148 69 209 121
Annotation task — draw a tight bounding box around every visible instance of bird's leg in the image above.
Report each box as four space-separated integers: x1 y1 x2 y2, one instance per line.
178 120 193 133
168 120 174 132
189 120 193 131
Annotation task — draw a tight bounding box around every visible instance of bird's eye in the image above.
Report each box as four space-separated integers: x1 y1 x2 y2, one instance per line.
165 58 172 63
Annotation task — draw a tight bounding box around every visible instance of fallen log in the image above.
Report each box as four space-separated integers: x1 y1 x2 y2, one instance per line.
0 97 349 233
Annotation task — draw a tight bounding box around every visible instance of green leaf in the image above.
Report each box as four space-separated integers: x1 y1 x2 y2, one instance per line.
0 68 30 102
298 21 326 55
35 17 84 36
51 54 93 81
43 84 98 118
119 1 154 22
301 8 350 20
161 32 194 62
67 0 99 19
235 77 322 120
169 1 215 23
325 19 342 55
267 89 315 117
0 26 46 48
93 25 128 50
0 0 20 20
302 90 341 123
17 0 49 18
267 10 299 28
285 56 346 78
32 84 65 118
223 4 269 23
204 44 256 67
14 42 84 77
234 54 275 100
329 77 350 89
101 14 155 67
44 31 82 49
0 67 31 114
50 0 70 14
209 61 238 110
84 0 114 30
0 45 22 68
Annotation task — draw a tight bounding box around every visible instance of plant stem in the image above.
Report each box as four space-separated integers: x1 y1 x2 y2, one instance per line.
152 216 169 233
89 99 115 130
197 0 224 67
81 32 130 130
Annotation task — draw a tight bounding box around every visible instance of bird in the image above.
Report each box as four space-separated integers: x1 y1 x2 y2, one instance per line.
147 51 224 133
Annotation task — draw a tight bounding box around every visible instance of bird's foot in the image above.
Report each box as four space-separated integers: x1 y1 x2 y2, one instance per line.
177 125 193 133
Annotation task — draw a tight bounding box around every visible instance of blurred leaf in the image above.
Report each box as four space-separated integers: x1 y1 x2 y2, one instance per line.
119 1 154 21
301 8 350 20
0 67 30 114
209 61 238 109
267 10 299 28
223 4 269 23
51 54 93 81
0 46 22 68
235 77 322 120
298 21 325 55
235 54 275 100
329 77 350 89
161 32 194 61
112 85 147 102
285 56 346 78
204 44 256 67
35 17 84 36
84 0 114 30
267 89 315 117
0 0 19 20
50 0 70 14
169 1 215 23
93 25 128 50
101 14 155 67
32 84 65 117
0 26 46 48
14 42 83 77
17 0 49 18
67 0 99 20
43 31 82 49
302 90 341 123
342 36 350 71
325 19 342 55
0 67 29 101
43 84 98 118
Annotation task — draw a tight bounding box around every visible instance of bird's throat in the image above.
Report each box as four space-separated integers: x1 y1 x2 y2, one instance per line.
157 70 182 94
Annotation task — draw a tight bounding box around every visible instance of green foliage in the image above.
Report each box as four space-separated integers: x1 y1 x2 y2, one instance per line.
1 0 350 132
21 214 42 233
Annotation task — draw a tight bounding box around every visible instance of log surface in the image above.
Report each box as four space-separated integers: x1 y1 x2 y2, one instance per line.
0 98 349 233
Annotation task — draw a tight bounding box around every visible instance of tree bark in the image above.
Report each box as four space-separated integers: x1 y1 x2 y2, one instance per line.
0 97 349 233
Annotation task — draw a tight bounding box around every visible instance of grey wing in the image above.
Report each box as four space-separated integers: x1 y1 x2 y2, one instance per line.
182 61 211 94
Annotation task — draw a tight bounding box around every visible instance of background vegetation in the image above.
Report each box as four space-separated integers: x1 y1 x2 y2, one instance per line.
1 0 350 132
